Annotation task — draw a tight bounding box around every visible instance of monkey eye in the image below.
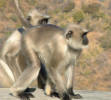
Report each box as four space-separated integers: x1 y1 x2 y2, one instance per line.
26 16 31 21
68 31 73 34
66 30 73 39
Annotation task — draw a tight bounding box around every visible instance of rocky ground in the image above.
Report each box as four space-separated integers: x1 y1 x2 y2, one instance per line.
0 88 111 100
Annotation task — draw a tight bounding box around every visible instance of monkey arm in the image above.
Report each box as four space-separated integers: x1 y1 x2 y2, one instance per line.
66 64 82 99
45 66 71 100
66 65 74 90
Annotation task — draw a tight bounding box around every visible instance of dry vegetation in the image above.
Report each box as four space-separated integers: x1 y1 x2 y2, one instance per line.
0 0 111 91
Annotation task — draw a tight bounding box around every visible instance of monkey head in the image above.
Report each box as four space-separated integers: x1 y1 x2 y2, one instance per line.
26 8 50 26
65 24 90 50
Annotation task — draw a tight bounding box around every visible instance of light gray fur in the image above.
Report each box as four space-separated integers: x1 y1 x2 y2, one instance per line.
0 0 50 87
10 24 89 100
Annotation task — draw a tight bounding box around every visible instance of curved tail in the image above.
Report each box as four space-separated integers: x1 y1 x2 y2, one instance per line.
13 0 32 28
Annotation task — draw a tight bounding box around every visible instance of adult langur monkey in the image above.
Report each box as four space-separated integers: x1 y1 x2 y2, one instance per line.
10 23 90 100
0 0 50 87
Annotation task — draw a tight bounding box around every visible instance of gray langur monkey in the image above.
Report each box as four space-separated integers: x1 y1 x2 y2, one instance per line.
0 0 50 87
10 23 90 100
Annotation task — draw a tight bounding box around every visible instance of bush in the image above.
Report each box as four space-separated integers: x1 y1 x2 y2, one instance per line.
5 31 12 36
27 0 36 5
0 0 6 8
100 32 111 50
99 0 104 2
82 3 101 15
73 10 85 23
10 15 17 22
62 1 75 12
91 12 106 19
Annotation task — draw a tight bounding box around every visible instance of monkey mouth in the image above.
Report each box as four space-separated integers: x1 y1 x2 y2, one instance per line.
82 32 89 45
39 18 49 24
82 36 89 45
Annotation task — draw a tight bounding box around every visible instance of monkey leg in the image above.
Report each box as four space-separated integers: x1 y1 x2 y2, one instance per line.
66 65 82 99
10 65 40 97
6 56 22 80
1 49 22 81
37 64 60 98
10 39 41 100
37 63 48 89
47 68 71 100
44 80 52 96
0 59 14 87
45 80 60 98
44 78 57 97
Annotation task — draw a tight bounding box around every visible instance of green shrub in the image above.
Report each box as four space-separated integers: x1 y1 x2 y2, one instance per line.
105 25 111 31
100 32 111 50
62 2 75 12
99 0 104 2
91 12 106 19
73 10 85 23
16 24 22 28
0 0 6 8
5 31 12 36
60 24 66 28
27 0 36 5
10 15 17 22
82 3 101 15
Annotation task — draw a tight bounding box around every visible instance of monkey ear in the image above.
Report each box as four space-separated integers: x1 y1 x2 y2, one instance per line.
66 30 73 39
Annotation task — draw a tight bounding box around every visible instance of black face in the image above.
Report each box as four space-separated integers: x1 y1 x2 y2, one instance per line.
82 32 89 45
66 30 73 40
26 16 31 21
39 18 49 24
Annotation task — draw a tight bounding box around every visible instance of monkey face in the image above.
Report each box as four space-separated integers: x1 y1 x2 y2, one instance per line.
65 24 90 50
26 9 50 26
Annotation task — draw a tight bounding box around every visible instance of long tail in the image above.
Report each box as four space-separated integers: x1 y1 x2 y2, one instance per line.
13 0 32 28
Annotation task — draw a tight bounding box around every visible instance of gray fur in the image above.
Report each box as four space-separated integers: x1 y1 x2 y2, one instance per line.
0 0 50 88
10 24 89 100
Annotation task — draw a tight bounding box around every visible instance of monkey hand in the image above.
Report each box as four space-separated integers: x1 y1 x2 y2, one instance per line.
18 92 34 100
50 91 60 98
10 92 34 100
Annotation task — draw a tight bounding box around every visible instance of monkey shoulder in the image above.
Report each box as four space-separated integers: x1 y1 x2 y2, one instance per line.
24 24 64 43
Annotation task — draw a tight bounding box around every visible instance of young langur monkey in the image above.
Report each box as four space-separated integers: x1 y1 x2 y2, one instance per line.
0 0 50 87
10 23 90 100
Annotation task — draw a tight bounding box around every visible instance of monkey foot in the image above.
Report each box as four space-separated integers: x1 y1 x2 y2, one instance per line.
71 93 82 99
18 92 34 100
24 88 36 92
67 88 82 99
61 92 71 100
50 91 60 98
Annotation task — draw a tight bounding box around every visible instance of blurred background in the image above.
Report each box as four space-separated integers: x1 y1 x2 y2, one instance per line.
0 0 111 91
